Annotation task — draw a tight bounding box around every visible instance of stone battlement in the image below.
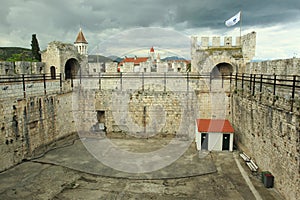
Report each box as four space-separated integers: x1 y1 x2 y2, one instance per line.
198 36 241 48
192 32 255 50
191 32 256 73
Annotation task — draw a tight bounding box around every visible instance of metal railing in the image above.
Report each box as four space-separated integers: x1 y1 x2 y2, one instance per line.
0 72 299 111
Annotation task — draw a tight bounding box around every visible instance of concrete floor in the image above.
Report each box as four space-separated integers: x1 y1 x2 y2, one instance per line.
0 135 284 200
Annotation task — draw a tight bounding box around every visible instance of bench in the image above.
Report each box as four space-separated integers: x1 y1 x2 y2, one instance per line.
246 159 259 172
239 152 259 172
239 152 250 162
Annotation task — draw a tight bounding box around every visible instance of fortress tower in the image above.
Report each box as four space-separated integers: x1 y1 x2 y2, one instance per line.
74 28 88 55
41 28 89 80
191 31 256 74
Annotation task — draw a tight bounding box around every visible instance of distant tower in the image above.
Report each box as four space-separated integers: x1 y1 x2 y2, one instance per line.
150 46 155 61
74 28 88 55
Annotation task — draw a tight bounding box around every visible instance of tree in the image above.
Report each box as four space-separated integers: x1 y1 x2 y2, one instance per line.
31 34 41 61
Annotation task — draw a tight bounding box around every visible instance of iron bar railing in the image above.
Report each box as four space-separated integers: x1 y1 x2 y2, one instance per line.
0 72 299 111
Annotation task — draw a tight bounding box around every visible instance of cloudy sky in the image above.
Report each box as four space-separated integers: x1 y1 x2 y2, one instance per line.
1 0 300 60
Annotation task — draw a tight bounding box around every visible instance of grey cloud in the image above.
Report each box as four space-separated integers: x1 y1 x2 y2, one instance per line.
79 0 300 32
1 0 300 50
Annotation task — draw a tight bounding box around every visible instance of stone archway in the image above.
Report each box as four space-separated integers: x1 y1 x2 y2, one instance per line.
211 62 234 78
65 58 80 80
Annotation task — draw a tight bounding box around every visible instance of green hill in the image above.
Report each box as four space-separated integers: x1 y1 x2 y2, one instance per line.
0 47 33 61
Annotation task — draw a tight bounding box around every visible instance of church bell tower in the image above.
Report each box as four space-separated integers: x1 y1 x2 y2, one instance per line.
74 28 88 55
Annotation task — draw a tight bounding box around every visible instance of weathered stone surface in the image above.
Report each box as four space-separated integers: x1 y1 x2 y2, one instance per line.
41 41 88 79
232 93 300 200
0 138 284 200
191 32 256 73
0 93 76 171
245 58 300 75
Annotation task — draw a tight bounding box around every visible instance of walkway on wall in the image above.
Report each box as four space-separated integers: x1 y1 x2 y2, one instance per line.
1 73 299 112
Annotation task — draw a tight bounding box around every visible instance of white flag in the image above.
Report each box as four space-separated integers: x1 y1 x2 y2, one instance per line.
225 11 241 27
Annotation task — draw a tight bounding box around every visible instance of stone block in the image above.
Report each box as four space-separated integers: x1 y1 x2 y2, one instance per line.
236 36 241 46
201 37 209 47
212 37 220 47
224 37 232 46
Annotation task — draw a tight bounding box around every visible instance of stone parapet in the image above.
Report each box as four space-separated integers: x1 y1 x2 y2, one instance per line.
232 93 299 200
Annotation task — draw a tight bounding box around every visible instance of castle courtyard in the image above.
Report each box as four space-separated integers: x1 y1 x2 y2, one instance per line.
0 134 284 200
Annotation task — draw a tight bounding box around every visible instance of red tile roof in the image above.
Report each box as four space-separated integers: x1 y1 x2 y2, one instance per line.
150 46 155 52
196 119 234 133
119 57 149 66
75 28 88 44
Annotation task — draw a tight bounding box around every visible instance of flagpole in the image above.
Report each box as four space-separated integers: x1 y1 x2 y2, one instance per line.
240 10 242 40
239 0 242 46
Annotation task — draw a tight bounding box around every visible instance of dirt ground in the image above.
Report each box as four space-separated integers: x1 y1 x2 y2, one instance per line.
0 136 284 200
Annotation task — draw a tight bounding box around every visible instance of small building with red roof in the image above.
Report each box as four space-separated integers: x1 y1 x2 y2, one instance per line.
195 119 234 151
119 57 149 66
117 46 190 73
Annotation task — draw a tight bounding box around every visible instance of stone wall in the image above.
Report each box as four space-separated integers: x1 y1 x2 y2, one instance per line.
0 61 45 76
244 58 300 75
232 58 300 200
72 74 231 137
92 89 195 137
241 32 256 62
105 62 118 73
0 68 298 200
0 79 64 101
0 92 76 171
231 92 299 200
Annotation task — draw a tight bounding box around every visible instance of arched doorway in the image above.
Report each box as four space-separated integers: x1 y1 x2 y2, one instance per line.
65 58 80 80
50 66 56 79
211 62 233 78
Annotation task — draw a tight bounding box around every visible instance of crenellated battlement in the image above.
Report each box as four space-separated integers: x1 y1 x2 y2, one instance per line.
198 36 242 48
192 32 255 50
191 32 256 73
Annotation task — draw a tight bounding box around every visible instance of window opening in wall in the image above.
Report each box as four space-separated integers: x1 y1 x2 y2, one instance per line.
12 115 19 139
151 64 157 72
50 66 56 79
91 111 106 132
97 111 105 123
